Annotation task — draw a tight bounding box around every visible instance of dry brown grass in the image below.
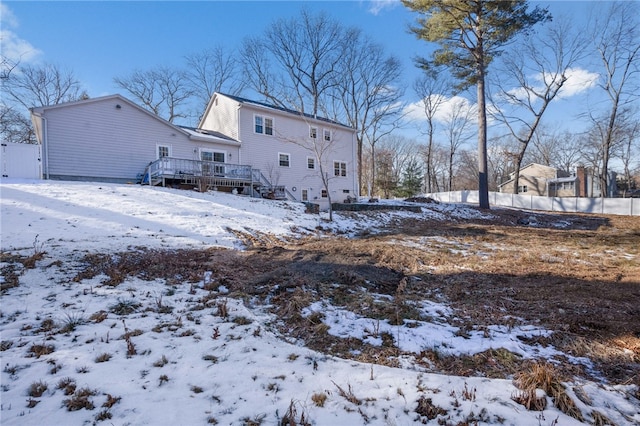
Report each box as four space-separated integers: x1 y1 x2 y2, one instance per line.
513 362 584 422
57 207 639 387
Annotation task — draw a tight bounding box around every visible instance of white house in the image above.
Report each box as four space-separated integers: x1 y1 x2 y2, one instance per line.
199 93 358 208
30 94 240 183
30 93 358 210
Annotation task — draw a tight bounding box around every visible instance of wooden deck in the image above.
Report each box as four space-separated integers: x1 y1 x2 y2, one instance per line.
142 157 293 201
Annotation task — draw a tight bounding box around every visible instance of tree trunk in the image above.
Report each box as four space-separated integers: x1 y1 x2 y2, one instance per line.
477 63 490 209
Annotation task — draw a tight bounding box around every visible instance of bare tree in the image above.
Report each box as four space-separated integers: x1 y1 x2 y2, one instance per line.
363 110 403 197
442 98 474 191
617 107 640 195
3 63 86 110
490 16 587 194
114 66 193 123
413 70 449 193
0 104 36 144
374 135 420 197
0 55 19 80
240 8 354 116
529 127 583 173
337 34 404 195
275 120 349 221
185 45 242 112
589 1 640 197
1 63 86 143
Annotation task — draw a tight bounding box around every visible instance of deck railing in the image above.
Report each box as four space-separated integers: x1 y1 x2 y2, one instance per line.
146 157 253 183
144 157 296 201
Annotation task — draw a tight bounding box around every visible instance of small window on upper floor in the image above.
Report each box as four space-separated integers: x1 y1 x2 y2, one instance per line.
279 153 290 167
323 129 331 142
310 126 317 139
255 115 274 135
264 117 273 135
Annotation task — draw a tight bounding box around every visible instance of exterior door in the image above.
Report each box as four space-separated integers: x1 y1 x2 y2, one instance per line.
201 150 225 176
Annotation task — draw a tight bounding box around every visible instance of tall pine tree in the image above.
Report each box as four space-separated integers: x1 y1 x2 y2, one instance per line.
403 0 550 208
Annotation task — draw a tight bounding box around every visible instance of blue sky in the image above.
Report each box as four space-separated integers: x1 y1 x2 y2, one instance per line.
1 1 628 149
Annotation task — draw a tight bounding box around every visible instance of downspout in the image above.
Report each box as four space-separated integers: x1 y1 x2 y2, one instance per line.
43 115 49 179
352 129 358 198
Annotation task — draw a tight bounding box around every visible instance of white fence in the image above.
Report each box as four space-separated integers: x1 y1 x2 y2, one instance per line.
426 191 640 216
0 142 41 179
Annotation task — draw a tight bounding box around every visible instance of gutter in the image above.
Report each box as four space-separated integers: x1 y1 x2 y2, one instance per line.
31 110 49 179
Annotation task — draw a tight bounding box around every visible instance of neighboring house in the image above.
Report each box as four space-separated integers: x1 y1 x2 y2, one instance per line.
498 163 569 196
30 93 358 210
499 163 617 197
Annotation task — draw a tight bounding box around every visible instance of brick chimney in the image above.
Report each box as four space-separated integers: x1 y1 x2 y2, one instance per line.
576 166 587 197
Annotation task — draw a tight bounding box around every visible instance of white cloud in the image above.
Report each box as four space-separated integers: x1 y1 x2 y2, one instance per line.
0 4 42 66
0 3 18 28
506 67 600 103
557 67 600 98
367 0 400 16
404 95 479 125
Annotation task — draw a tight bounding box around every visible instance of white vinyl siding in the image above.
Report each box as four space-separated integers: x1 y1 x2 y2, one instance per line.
201 93 358 210
38 96 240 182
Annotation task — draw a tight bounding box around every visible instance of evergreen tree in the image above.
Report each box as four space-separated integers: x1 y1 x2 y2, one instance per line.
398 158 424 198
403 0 550 208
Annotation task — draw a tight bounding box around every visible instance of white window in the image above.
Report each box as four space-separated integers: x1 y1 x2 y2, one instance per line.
301 189 308 201
307 157 315 170
334 161 347 177
279 153 290 167
255 116 263 134
265 117 273 135
157 145 171 159
323 129 332 142
201 150 225 163
518 185 528 193
255 115 274 135
201 150 226 175
321 189 328 198
309 126 317 139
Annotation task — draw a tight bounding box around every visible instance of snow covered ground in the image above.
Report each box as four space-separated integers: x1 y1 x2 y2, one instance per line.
1 180 638 425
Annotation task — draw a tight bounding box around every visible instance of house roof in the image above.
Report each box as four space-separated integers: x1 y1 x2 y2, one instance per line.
548 176 577 184
30 94 241 146
207 92 354 130
179 126 240 146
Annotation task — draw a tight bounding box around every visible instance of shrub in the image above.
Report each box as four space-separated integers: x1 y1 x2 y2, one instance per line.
29 343 55 358
64 387 97 411
109 298 141 316
95 353 112 363
311 392 327 407
28 380 48 397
